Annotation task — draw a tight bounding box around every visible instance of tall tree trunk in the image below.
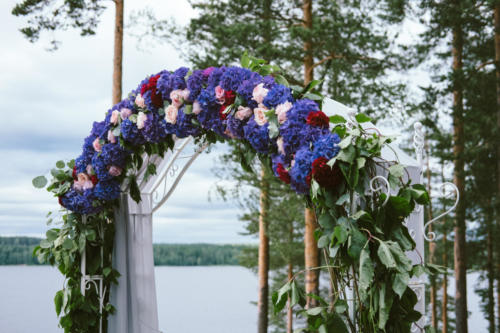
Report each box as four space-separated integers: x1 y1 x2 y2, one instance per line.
442 231 448 333
257 168 270 333
493 4 500 331
486 206 495 333
451 3 468 331
287 261 293 333
302 0 320 308
112 0 124 104
426 141 438 329
304 207 319 307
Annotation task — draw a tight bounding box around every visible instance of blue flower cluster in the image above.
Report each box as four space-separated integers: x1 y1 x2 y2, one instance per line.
59 65 342 213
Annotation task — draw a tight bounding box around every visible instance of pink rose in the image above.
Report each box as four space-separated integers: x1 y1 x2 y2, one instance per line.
86 165 94 175
135 94 146 108
110 110 120 125
224 128 236 139
254 106 268 126
235 106 252 121
120 108 132 120
165 105 179 124
170 89 185 108
192 101 202 115
108 165 122 177
107 130 116 144
277 137 285 155
74 173 93 191
252 83 268 104
215 85 225 104
276 101 292 124
137 112 147 129
181 89 190 101
82 180 94 190
93 138 102 152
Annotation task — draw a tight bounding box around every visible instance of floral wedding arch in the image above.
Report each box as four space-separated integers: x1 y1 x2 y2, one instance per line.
33 56 454 333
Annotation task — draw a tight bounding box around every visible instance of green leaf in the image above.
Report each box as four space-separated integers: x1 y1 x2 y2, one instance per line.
32 175 48 188
318 235 330 248
62 238 74 250
335 193 349 206
40 239 51 249
306 307 324 316
359 244 374 295
348 227 367 259
54 290 64 316
56 160 65 169
303 92 322 101
377 240 397 268
392 272 409 298
240 51 250 68
328 312 349 333
333 225 348 244
329 115 346 124
318 213 334 229
389 164 405 178
268 119 279 139
334 299 348 313
378 284 393 329
336 145 355 163
129 176 142 203
274 74 289 87
355 113 371 123
103 267 112 277
273 281 291 313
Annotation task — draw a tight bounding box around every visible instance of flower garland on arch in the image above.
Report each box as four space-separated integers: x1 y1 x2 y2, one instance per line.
60 64 341 214
33 55 437 333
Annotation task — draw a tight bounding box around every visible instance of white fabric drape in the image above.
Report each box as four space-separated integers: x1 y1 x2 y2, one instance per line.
108 192 161 333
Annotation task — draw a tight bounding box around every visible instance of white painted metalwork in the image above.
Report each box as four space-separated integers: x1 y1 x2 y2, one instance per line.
369 175 390 206
423 182 459 241
80 215 105 333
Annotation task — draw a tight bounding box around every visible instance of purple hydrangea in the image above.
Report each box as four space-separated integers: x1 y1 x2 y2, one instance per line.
243 117 271 154
197 88 225 135
237 73 263 109
226 114 245 139
219 67 252 91
175 107 201 138
61 189 100 214
94 180 121 201
75 135 97 173
121 119 146 145
143 113 167 143
290 147 314 194
207 66 226 88
287 99 319 122
263 84 293 108
312 133 341 160
187 70 206 101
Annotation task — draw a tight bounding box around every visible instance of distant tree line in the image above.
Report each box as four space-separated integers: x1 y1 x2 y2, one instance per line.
0 237 252 266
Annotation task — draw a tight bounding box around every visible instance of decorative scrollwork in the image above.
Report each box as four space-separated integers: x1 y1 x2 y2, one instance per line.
424 182 459 241
369 175 390 206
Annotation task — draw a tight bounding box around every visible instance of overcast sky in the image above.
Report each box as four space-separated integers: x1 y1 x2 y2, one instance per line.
0 0 256 244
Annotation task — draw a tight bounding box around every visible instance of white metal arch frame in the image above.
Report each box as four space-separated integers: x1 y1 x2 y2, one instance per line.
80 99 459 333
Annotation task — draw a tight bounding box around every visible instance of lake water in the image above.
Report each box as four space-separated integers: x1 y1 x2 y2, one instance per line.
0 266 489 332
0 266 258 333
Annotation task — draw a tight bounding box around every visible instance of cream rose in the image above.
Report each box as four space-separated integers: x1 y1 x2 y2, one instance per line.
107 130 116 144
170 89 185 108
275 101 292 124
277 137 285 155
120 108 132 120
254 106 268 126
165 105 179 124
135 94 146 108
92 138 102 152
235 106 253 121
192 101 202 115
137 112 147 129
252 83 268 104
110 110 120 125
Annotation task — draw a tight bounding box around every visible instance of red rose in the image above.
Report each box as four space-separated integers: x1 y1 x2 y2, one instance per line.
311 157 343 189
58 196 64 207
224 90 236 105
72 166 77 180
277 163 291 184
90 175 98 185
140 74 163 108
219 105 229 120
306 111 329 128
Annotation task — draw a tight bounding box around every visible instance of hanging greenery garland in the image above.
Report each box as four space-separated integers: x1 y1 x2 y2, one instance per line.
33 54 438 332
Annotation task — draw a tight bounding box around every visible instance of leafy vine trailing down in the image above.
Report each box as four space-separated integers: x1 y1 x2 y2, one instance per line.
32 53 437 332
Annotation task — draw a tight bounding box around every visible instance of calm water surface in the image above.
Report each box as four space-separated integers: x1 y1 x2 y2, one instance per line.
0 266 489 332
0 266 258 333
